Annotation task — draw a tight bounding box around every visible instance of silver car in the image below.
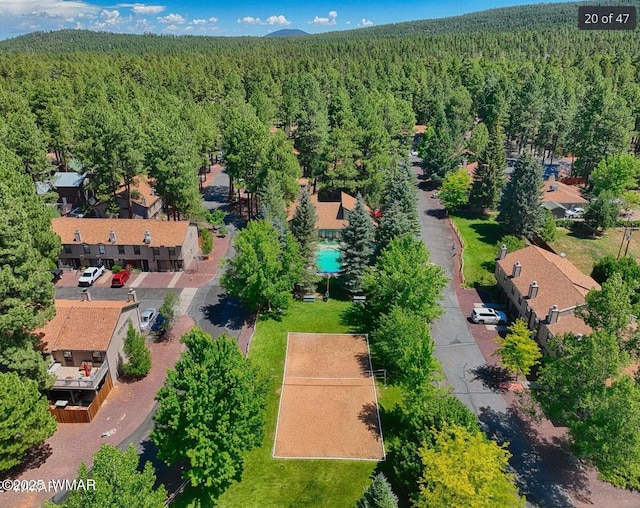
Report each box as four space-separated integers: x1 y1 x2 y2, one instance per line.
140 308 157 330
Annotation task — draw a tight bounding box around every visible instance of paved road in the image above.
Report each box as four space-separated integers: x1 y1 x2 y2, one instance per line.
413 165 572 508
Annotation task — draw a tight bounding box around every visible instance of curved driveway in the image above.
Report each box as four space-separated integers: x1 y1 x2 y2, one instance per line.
413 163 572 508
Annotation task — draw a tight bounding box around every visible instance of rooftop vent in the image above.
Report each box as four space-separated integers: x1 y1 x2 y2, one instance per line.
512 262 522 278
108 230 116 244
550 184 558 191
143 230 151 244
73 229 82 242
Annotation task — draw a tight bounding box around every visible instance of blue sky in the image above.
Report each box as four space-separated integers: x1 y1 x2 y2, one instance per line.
0 0 570 40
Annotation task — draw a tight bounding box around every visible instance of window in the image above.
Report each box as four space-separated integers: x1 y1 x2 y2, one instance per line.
92 351 102 363
511 286 515 295
168 247 176 256
118 245 125 255
503 274 508 283
152 247 160 256
133 245 141 255
82 244 90 254
518 296 523 306
98 244 106 255
63 245 72 254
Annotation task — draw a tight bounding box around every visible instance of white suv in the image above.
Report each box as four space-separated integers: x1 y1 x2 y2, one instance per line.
471 308 508 325
78 265 105 287
565 207 585 218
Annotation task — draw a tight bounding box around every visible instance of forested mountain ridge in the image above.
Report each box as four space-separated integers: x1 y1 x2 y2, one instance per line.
1 0 639 54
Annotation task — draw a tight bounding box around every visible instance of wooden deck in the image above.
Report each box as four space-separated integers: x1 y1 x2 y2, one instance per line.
48 375 113 424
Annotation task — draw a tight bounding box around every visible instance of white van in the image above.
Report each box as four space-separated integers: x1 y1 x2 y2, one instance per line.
471 308 508 325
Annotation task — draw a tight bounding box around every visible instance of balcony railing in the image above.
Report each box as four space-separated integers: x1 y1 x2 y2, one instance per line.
50 361 109 390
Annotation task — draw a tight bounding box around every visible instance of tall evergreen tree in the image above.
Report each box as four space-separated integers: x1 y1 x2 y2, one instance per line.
497 152 545 238
469 124 506 210
290 187 319 291
376 201 414 253
256 170 287 225
418 106 459 183
341 194 375 292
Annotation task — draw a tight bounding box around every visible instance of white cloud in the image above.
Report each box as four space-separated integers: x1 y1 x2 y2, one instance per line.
0 0 99 18
237 15 290 26
358 18 373 27
265 15 290 26
309 10 337 26
237 16 260 25
157 13 185 24
345 21 351 25
131 4 165 15
164 23 178 31
192 19 206 25
101 9 120 25
208 17 218 23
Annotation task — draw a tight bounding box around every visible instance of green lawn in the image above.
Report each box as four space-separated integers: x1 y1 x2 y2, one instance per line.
175 298 398 508
450 213 503 289
550 226 640 276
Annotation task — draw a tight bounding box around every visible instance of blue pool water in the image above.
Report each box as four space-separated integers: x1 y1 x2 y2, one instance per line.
316 248 342 274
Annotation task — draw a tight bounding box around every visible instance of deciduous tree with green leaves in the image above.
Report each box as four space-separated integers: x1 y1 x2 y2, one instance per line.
438 167 472 211
493 318 541 378
52 444 166 508
158 291 180 335
0 372 57 471
363 235 447 326
152 329 265 499
340 194 375 292
121 322 151 378
583 190 621 233
200 228 213 256
222 220 301 312
497 151 545 239
590 153 640 198
415 424 525 508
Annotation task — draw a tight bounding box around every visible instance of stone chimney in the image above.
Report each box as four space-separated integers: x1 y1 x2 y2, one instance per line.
548 173 556 182
81 289 91 302
109 230 117 244
512 262 522 278
547 304 560 324
127 289 137 303
74 229 82 242
498 244 507 260
528 281 539 299
143 230 151 244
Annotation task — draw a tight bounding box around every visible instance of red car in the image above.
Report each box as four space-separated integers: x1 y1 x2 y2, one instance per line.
111 269 130 287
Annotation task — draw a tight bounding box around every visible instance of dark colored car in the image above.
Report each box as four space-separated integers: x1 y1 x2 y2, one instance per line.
110 269 130 287
150 314 166 333
50 268 63 283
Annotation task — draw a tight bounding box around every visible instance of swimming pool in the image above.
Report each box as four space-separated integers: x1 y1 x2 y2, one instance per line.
316 247 342 274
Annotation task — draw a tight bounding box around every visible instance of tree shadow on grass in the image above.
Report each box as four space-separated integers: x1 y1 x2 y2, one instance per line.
339 304 372 334
0 443 53 480
478 406 589 508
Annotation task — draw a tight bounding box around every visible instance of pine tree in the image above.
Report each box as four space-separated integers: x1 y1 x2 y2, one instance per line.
256 170 287 224
341 194 375 292
469 124 506 210
290 187 319 291
497 152 545 239
121 321 151 378
377 201 414 253
418 106 459 183
358 472 398 508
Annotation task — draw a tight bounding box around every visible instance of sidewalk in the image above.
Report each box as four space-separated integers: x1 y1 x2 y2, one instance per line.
0 316 192 508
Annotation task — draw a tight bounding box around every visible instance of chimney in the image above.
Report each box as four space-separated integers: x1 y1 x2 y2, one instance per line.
498 244 507 260
548 173 556 182
74 229 82 242
512 262 522 278
576 334 584 340
109 230 117 243
462 157 468 167
528 281 539 299
547 304 560 324
81 289 91 302
143 230 151 244
127 289 137 303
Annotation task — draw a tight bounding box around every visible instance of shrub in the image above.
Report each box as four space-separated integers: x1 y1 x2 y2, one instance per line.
495 235 526 254
201 228 213 255
121 322 151 378
111 264 122 273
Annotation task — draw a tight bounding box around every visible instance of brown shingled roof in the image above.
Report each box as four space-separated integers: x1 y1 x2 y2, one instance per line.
497 245 600 324
52 218 191 247
118 175 160 208
36 300 138 353
541 180 589 205
286 191 368 230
